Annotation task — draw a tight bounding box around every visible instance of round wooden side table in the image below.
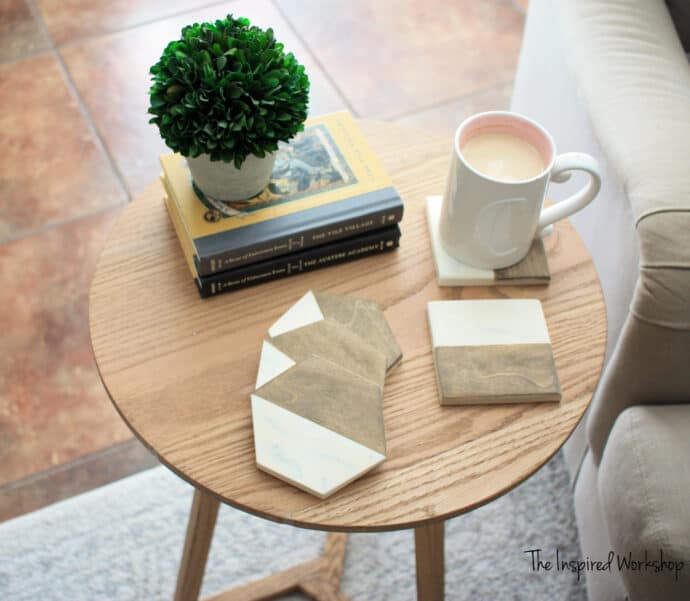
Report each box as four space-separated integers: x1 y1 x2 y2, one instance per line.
89 121 606 601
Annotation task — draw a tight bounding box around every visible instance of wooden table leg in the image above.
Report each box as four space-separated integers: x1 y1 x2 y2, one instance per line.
204 533 350 601
174 488 221 601
174 489 350 601
414 521 445 601
174 490 442 601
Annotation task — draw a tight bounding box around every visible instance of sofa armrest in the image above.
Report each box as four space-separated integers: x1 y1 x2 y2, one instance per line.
560 0 690 327
586 313 690 462
598 405 690 601
558 0 690 460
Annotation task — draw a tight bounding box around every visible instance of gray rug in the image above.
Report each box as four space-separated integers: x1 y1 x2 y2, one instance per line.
0 453 587 601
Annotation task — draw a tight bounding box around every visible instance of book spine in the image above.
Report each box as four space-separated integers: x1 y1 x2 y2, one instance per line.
198 202 403 276
197 227 401 298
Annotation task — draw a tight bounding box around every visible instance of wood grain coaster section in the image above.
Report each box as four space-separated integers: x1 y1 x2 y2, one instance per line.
89 120 607 531
266 318 387 389
312 291 403 371
434 344 562 405
495 238 550 284
254 356 386 455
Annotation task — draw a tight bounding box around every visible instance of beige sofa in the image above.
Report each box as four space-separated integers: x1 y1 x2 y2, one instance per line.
511 1 690 599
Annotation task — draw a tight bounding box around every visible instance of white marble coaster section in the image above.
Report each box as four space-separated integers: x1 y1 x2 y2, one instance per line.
268 290 324 337
427 299 550 348
251 395 385 499
426 195 495 286
255 341 296 388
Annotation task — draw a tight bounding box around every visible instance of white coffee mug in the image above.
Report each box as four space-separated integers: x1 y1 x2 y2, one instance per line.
439 111 601 269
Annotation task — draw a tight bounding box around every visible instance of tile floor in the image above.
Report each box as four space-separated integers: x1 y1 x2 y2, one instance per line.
0 0 526 519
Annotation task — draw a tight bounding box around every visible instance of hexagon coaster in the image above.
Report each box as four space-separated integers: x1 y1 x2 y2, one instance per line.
251 356 386 498
257 318 387 389
251 289 400 497
267 290 402 372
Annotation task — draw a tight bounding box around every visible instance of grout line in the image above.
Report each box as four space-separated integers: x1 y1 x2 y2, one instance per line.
55 0 234 51
385 79 515 122
270 0 359 117
23 0 133 202
0 201 126 246
0 438 152 494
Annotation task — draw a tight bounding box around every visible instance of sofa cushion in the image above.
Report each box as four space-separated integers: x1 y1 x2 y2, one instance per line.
598 405 690 600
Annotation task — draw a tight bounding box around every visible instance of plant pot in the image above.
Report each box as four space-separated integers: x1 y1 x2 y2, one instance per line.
186 152 277 201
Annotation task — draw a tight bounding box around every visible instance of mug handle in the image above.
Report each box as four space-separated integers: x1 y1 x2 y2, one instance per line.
536 152 601 237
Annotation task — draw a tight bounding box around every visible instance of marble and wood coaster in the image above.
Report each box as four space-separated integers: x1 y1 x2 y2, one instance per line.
310 290 402 371
427 299 561 405
268 290 402 372
258 318 387 390
252 356 386 498
425 195 550 287
251 289 400 498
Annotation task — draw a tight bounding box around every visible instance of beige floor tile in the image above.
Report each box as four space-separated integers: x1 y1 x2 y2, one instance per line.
276 0 523 118
0 53 127 242
396 82 514 137
0 207 133 486
36 0 217 45
0 0 51 63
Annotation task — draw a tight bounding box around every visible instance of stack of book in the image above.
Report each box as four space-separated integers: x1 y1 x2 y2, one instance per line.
161 111 404 298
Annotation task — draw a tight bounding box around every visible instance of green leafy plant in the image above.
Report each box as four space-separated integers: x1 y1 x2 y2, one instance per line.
148 15 309 168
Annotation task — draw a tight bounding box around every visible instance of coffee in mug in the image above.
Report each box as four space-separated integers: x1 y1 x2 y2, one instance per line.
461 132 545 182
440 111 602 269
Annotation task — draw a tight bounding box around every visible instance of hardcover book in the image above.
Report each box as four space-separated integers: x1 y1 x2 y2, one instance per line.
164 192 401 297
160 111 403 277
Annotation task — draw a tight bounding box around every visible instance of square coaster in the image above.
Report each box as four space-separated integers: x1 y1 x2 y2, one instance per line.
427 299 561 405
425 196 550 287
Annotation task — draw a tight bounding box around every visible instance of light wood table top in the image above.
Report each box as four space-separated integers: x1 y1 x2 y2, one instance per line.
89 120 607 533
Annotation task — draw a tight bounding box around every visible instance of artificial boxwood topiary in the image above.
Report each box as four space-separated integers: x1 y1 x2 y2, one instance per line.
148 15 309 168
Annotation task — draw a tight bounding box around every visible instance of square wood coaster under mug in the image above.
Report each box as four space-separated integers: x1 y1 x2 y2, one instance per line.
426 195 550 286
427 299 561 405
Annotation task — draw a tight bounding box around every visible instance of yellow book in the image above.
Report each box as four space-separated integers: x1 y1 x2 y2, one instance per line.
161 178 197 280
160 111 403 277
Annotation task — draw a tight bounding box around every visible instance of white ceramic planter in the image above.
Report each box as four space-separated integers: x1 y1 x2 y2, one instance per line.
186 152 276 201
